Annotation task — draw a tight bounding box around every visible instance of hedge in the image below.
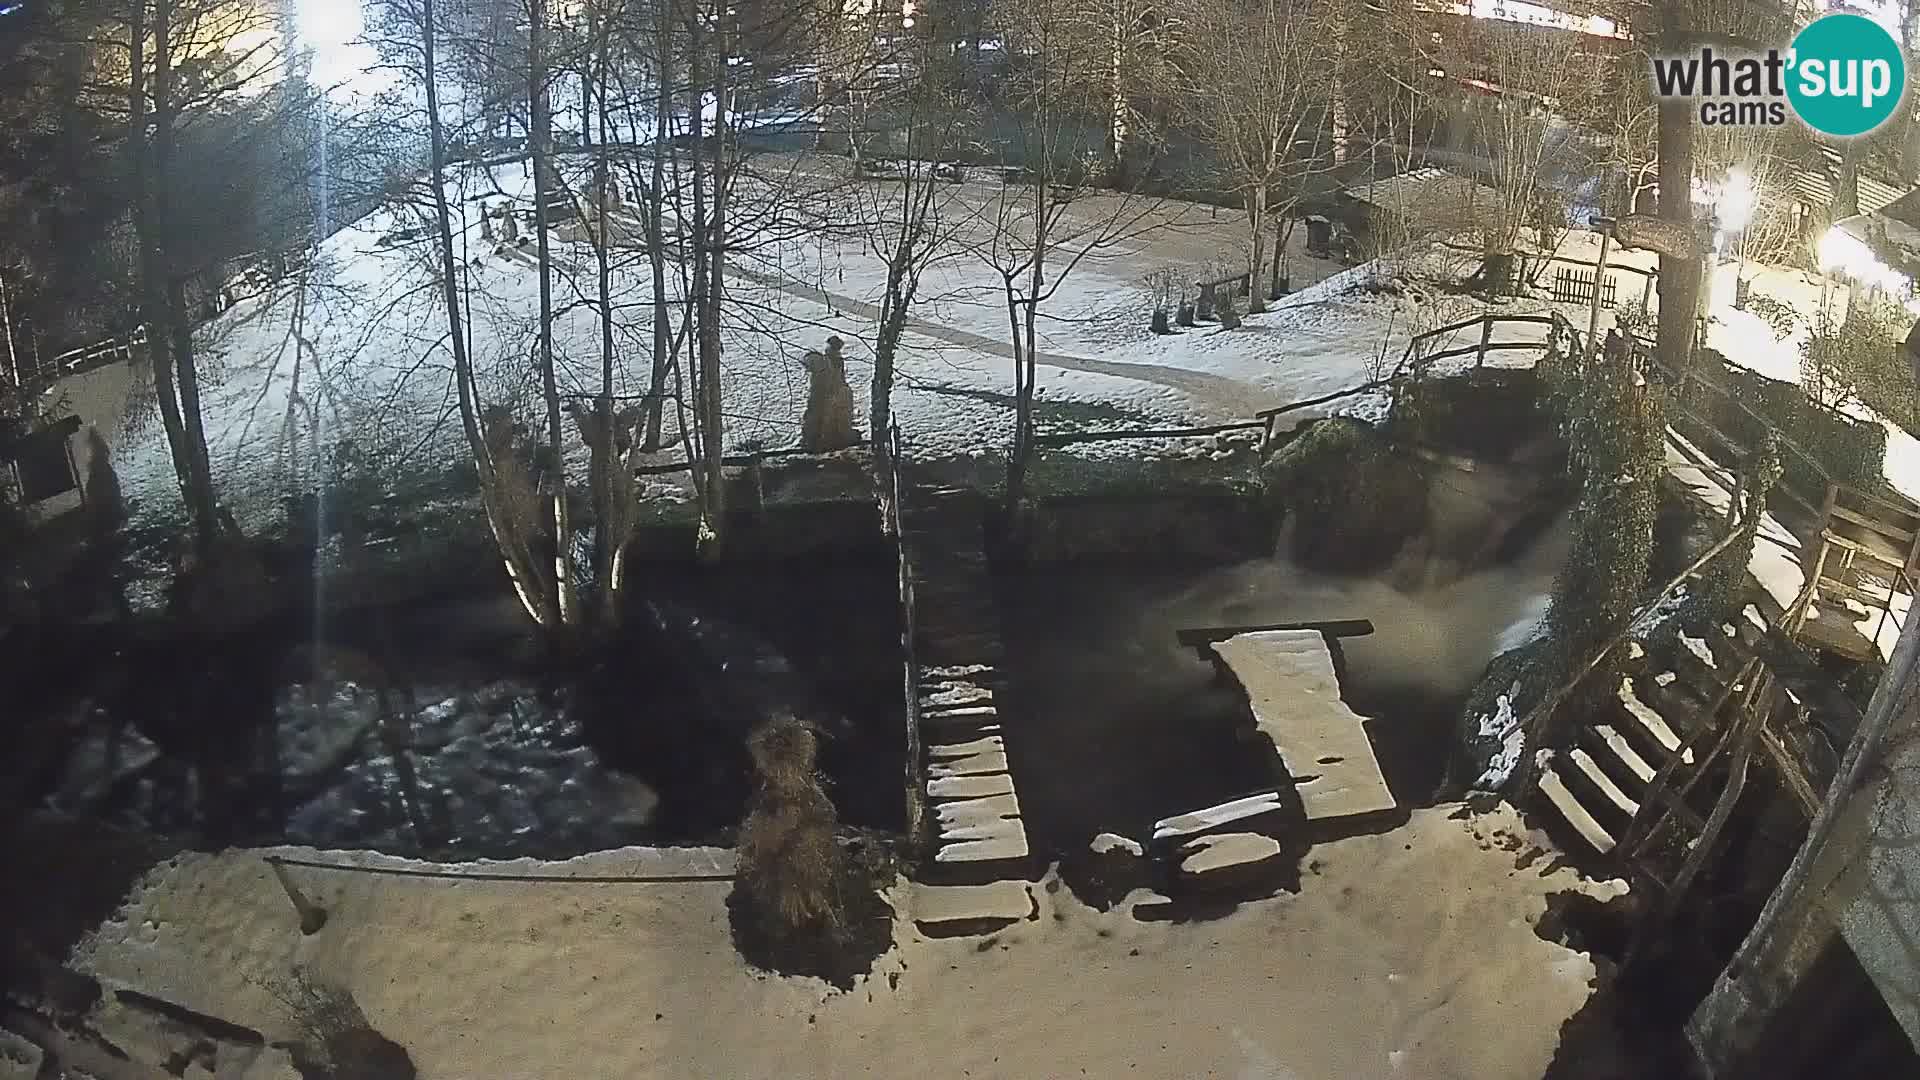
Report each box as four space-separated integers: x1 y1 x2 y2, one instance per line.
1674 349 1888 508
1260 417 1427 573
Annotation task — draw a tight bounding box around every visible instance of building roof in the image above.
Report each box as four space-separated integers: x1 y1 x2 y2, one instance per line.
1786 144 1907 218
1338 167 1501 236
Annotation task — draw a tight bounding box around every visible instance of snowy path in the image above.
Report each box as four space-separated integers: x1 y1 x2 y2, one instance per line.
72 805 1622 1080
718 252 1266 417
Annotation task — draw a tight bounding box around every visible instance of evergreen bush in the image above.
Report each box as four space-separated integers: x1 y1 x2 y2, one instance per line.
1260 418 1426 573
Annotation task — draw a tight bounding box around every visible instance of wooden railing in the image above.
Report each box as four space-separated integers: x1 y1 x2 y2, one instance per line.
1254 311 1569 449
880 420 926 846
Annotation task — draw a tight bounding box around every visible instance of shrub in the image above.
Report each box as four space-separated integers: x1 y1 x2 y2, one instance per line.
1696 429 1783 624
1614 300 1655 343
1548 354 1663 689
737 719 847 937
1744 294 1801 342
1261 418 1427 573
1217 289 1241 329
1141 268 1179 330
1801 297 1919 435
1676 349 1889 507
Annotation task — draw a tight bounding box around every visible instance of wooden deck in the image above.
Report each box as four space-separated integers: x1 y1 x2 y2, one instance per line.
1208 631 1397 822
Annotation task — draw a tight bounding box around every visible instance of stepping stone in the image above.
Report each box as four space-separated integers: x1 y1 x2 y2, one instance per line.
923 705 997 726
912 880 1036 935
936 830 1029 864
1680 633 1718 669
924 685 994 709
1617 678 1688 758
1570 748 1640 816
928 773 1015 800
928 738 1008 778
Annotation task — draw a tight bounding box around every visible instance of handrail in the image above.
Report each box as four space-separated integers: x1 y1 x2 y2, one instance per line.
1251 311 1570 450
885 419 924 845
1030 419 1265 448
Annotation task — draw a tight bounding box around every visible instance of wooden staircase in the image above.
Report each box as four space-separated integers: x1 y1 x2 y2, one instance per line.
1535 619 1767 861
898 481 1032 882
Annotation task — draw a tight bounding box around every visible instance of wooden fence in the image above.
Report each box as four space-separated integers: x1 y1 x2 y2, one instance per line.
1552 266 1620 309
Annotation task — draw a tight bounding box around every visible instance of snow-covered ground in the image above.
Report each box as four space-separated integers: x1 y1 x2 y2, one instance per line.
72 803 1623 1079
79 156 1920 657
92 153 1552 534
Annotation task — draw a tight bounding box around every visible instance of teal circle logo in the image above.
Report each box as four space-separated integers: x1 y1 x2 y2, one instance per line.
1787 13 1906 137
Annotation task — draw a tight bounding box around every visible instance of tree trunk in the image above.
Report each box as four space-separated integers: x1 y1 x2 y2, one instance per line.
642 1 674 450
146 0 219 551
1009 179 1048 511
1655 0 1699 383
528 0 571 624
1246 186 1268 314
873 257 909 448
592 15 620 619
687 9 727 560
424 0 554 628
1106 4 1129 186
1833 140 1862 220
126 4 192 535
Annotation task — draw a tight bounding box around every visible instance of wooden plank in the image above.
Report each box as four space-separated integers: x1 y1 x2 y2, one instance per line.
1818 530 1907 569
1828 504 1916 543
1211 632 1397 821
1757 724 1824 816
1618 678 1689 757
1571 748 1642 816
1176 619 1374 648
1541 762 1617 853
1152 790 1285 840
1178 833 1285 875
1595 724 1657 783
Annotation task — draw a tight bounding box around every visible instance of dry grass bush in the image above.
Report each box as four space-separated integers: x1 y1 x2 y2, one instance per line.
738 720 847 935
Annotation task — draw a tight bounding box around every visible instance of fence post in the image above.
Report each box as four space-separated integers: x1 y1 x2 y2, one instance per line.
1477 316 1493 369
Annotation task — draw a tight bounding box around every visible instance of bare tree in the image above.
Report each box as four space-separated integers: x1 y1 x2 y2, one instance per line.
978 0 1167 508
1442 19 1605 293
117 0 293 551
1173 0 1335 314
838 42 973 445
369 0 561 627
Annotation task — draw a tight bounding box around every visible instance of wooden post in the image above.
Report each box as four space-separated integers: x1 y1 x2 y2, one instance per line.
1586 226 1615 360
1477 316 1492 369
